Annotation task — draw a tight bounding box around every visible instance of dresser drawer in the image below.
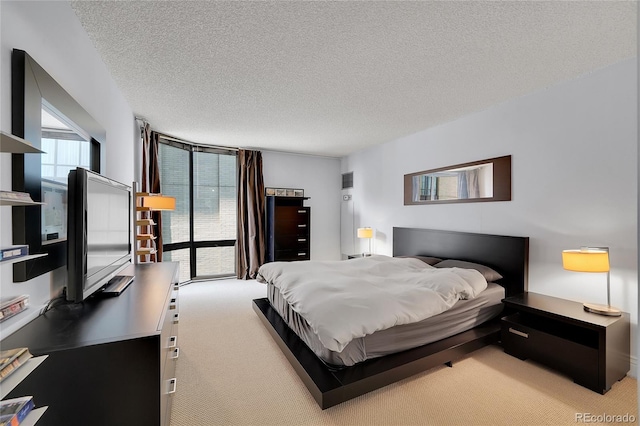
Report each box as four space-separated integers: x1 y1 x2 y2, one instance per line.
161 289 179 339
502 313 598 388
275 220 309 236
275 249 310 261
275 206 309 221
275 234 310 250
161 364 178 426
160 287 179 426
160 288 179 384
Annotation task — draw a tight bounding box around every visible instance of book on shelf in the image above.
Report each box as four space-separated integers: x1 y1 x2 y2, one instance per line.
0 348 32 383
0 246 29 262
0 396 35 426
0 296 29 323
0 191 34 203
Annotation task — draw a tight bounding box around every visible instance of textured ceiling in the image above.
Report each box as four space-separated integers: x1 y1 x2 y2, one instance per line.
70 1 637 157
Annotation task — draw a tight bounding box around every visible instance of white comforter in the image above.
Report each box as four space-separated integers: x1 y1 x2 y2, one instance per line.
256 255 487 353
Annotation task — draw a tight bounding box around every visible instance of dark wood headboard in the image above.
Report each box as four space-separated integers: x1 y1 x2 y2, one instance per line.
392 227 529 297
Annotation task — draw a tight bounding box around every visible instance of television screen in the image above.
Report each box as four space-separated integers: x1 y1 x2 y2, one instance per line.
85 175 131 288
67 168 131 302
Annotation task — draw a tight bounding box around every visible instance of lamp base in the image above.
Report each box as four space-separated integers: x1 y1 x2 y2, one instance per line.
583 302 622 317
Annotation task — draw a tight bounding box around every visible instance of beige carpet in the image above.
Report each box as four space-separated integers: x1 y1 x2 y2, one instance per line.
170 279 638 426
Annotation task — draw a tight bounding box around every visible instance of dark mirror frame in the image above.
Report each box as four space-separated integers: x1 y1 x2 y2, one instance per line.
11 49 104 282
404 155 511 205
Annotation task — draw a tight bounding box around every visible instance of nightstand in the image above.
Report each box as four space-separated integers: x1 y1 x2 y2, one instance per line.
501 292 630 394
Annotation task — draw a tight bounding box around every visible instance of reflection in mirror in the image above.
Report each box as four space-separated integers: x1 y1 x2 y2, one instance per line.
41 103 91 244
412 163 493 202
404 156 511 205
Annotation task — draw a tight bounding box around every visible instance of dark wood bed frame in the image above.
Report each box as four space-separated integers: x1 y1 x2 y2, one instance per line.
252 227 529 409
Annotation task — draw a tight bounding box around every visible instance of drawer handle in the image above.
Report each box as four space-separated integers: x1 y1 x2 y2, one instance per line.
173 313 179 324
167 378 177 394
171 347 180 360
297 210 307 214
168 335 178 348
298 252 306 256
297 238 307 242
173 284 179 291
297 224 307 228
509 327 529 338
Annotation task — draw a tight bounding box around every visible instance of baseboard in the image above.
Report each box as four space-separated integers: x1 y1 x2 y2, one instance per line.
628 355 637 378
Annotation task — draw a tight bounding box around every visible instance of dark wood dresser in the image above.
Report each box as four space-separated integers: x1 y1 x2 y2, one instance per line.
1 262 180 426
265 195 310 262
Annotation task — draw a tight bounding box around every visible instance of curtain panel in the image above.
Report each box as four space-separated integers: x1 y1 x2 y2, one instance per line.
237 150 266 279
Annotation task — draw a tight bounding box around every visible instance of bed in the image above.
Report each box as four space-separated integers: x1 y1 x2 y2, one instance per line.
252 227 529 409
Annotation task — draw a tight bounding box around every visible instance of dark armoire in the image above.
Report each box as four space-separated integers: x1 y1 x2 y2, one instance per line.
265 196 310 262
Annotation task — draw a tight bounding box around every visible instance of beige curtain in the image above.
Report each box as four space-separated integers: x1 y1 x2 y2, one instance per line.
236 150 265 279
141 123 164 261
465 169 480 199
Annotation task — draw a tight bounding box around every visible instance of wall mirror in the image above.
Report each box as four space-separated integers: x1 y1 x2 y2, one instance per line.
12 49 104 281
404 155 511 205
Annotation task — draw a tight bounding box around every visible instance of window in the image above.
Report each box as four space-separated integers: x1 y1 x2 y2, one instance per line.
159 138 237 281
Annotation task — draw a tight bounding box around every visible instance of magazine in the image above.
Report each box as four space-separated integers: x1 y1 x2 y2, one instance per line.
0 396 34 426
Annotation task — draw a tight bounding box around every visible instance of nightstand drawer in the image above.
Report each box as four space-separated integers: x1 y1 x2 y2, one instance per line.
502 313 599 389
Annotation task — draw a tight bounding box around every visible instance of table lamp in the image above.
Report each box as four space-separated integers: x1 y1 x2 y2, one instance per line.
357 227 373 256
562 247 620 316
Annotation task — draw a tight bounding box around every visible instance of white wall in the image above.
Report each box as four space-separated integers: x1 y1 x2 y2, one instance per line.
262 151 341 261
0 1 135 336
342 58 638 365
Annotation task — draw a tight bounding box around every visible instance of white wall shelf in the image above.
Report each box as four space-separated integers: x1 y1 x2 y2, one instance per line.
0 355 48 399
0 197 43 207
0 131 43 154
20 406 48 426
0 254 48 266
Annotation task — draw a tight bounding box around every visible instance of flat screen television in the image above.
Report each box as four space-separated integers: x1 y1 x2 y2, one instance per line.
67 168 132 302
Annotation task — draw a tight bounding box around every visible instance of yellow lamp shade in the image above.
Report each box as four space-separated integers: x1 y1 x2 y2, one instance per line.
138 194 176 211
562 249 610 273
357 227 373 239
